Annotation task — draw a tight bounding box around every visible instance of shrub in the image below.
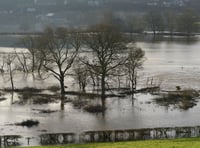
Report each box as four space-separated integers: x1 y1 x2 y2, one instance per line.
84 104 106 113
47 85 60 92
154 89 199 110
15 120 39 128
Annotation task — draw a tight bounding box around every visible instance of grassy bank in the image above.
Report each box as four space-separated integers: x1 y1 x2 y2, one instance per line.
21 138 200 148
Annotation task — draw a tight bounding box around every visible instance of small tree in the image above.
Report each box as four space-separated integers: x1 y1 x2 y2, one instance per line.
14 49 29 73
84 24 126 107
5 54 16 91
36 27 81 110
73 57 89 92
20 36 38 73
125 46 145 95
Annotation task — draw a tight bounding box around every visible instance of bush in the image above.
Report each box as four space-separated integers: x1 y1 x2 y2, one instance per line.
154 89 199 110
47 85 60 92
15 119 39 128
84 104 106 113
72 100 88 109
4 87 42 93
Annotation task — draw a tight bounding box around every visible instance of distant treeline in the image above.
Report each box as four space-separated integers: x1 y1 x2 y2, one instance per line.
0 0 199 33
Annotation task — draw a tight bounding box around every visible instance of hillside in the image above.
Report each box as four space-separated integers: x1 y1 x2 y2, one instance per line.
0 0 198 32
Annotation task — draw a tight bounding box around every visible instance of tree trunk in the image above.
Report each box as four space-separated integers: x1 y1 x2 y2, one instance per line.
60 75 65 110
32 54 35 73
134 71 137 91
101 74 106 107
11 92 14 104
60 94 65 110
9 65 14 91
37 59 43 77
118 75 121 89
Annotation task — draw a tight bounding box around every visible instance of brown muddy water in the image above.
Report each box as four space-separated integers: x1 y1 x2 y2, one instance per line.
0 36 200 146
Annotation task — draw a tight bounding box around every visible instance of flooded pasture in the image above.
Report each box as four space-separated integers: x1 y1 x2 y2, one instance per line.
0 36 200 146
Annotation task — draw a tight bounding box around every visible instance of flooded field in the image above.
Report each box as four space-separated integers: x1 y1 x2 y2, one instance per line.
0 35 200 146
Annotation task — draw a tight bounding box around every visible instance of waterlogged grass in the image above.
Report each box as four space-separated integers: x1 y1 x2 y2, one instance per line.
21 138 200 148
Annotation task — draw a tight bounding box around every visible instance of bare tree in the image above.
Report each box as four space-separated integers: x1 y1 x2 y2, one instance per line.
125 46 145 95
84 24 126 107
72 57 89 92
20 36 38 73
19 35 46 77
36 27 81 110
14 49 29 73
0 53 6 74
5 54 16 91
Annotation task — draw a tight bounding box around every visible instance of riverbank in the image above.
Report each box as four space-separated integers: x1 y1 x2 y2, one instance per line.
21 138 200 148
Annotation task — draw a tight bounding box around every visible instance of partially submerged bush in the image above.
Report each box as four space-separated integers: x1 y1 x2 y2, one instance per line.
72 100 88 109
18 93 57 105
47 85 60 92
4 87 42 93
32 97 55 104
32 109 58 114
154 89 199 110
15 120 39 128
84 104 106 113
0 97 6 102
65 91 100 99
176 86 181 91
179 100 197 110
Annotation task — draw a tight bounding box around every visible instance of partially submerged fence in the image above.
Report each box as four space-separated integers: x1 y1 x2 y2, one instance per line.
2 126 200 147
40 126 200 145
0 135 21 147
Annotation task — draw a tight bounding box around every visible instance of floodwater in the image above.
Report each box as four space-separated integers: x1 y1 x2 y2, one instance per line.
0 35 200 146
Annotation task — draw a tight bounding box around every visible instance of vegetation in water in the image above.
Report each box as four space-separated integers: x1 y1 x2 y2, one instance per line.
15 119 39 128
154 89 199 110
84 104 106 113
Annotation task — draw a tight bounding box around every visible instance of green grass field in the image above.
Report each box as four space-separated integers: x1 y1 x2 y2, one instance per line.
21 138 200 148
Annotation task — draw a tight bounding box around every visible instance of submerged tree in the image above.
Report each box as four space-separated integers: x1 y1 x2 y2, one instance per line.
125 46 145 96
14 49 29 73
72 57 89 92
36 27 81 110
3 53 17 103
84 24 126 107
6 54 16 91
20 36 38 73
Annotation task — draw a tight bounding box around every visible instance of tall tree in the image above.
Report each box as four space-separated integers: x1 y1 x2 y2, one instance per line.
84 24 126 107
18 36 37 72
36 27 81 110
5 54 16 91
125 46 145 96
72 57 89 92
